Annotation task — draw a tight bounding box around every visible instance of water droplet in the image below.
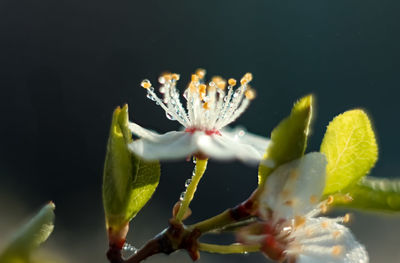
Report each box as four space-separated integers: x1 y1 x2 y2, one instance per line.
243 251 249 255
185 178 192 187
146 93 156 101
122 243 138 257
192 170 196 176
180 192 186 201
238 130 245 137
192 158 197 164
166 112 176 120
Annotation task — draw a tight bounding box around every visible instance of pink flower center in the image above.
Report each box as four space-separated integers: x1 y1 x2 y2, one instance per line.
185 127 221 136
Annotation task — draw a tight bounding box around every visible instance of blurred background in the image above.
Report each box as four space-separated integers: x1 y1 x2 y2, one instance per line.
0 0 399 262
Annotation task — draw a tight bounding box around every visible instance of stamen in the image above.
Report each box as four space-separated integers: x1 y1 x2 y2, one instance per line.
141 79 152 89
141 70 255 132
343 213 351 223
191 74 199 82
240 73 253 85
228 78 237 87
196 68 206 79
245 89 256 100
326 195 334 205
172 73 180 81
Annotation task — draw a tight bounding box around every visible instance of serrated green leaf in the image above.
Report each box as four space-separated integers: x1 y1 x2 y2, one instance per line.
0 203 55 263
258 95 313 185
321 110 378 195
102 105 160 233
332 177 400 213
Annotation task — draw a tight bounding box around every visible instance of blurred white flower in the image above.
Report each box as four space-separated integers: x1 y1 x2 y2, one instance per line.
128 70 269 163
237 153 368 263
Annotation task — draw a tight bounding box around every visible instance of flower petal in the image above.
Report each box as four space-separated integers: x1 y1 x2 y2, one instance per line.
261 152 327 219
128 130 198 160
197 132 267 163
129 122 164 141
221 127 270 157
293 218 368 263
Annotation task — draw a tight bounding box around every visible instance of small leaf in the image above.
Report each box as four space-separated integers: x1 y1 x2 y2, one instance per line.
0 202 55 263
102 105 160 237
321 109 378 195
258 95 313 185
332 177 400 213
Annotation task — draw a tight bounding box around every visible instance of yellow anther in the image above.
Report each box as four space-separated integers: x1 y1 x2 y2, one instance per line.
294 216 306 228
240 73 253 85
199 84 207 93
163 74 172 82
228 78 237 86
141 79 152 89
171 73 180 81
191 74 199 82
196 68 206 79
310 195 318 204
203 102 210 110
343 213 351 223
212 76 222 83
199 84 207 100
244 72 253 81
327 195 334 205
331 245 343 256
244 89 256 100
216 80 226 90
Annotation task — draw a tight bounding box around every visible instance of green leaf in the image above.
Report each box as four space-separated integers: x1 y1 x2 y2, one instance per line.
258 95 313 185
0 202 55 263
332 177 400 213
102 105 160 234
321 109 378 195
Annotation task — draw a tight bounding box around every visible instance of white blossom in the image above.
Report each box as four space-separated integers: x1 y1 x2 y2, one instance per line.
238 153 368 263
128 70 269 163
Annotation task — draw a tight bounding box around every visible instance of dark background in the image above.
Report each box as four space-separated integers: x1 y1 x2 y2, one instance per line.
0 0 399 262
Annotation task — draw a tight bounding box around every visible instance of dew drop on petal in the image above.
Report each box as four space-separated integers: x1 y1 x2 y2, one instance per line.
192 157 197 164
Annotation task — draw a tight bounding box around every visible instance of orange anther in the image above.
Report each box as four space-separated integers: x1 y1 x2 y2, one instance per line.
196 68 206 79
171 73 180 80
191 74 199 82
245 89 256 100
141 79 152 89
228 78 237 86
